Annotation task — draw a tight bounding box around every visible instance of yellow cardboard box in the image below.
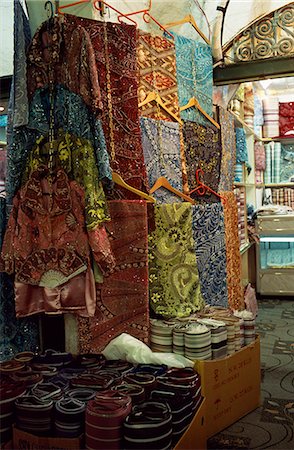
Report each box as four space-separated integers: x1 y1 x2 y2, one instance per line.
194 336 261 439
174 398 207 450
13 426 83 450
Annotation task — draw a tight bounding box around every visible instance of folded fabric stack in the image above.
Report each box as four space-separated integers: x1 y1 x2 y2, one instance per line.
234 311 256 345
263 97 279 138
173 324 190 356
15 396 54 435
0 378 26 443
150 320 174 353
184 324 212 360
55 398 86 438
197 319 228 359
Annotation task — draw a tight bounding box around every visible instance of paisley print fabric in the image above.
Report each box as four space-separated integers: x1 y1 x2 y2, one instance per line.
218 107 237 191
137 31 180 121
65 15 148 196
140 117 182 203
279 102 294 136
220 191 244 310
171 33 213 126
182 121 221 204
78 201 149 353
192 203 228 307
148 203 204 318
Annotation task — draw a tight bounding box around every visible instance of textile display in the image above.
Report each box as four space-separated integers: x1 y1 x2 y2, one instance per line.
262 97 279 138
279 102 294 136
220 192 244 310
254 94 264 128
254 141 266 171
234 187 246 248
0 197 39 361
243 83 254 128
234 163 243 183
148 203 204 318
65 14 148 195
137 31 180 121
264 142 273 184
235 127 251 173
218 107 236 191
272 142 281 184
140 117 182 203
78 201 149 353
271 188 294 209
183 121 221 204
255 170 263 184
172 33 213 126
280 143 294 182
0 149 6 194
192 203 228 307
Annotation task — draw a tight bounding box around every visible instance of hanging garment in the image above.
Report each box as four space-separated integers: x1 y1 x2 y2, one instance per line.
27 16 102 113
218 107 237 191
64 14 148 195
148 203 204 318
192 203 228 307
182 121 221 203
140 117 182 203
235 127 251 173
78 201 149 353
279 102 294 136
254 142 266 171
254 95 264 137
220 191 244 310
22 131 110 230
137 31 180 121
172 33 213 126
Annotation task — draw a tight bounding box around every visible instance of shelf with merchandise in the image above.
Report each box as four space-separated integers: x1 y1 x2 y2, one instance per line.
230 111 272 143
256 182 294 188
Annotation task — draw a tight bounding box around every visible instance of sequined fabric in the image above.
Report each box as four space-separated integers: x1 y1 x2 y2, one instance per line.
78 201 149 353
27 16 102 113
22 132 110 229
192 203 228 307
171 33 213 126
148 203 204 318
140 117 182 203
279 102 294 137
182 121 221 204
220 191 244 310
218 107 237 191
65 15 148 196
137 31 180 121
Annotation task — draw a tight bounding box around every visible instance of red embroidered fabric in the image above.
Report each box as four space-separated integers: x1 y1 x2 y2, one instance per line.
64 15 148 196
279 102 294 136
78 200 149 353
27 16 102 113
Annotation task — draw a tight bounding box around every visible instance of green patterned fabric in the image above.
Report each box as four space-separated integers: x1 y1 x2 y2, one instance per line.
148 203 204 318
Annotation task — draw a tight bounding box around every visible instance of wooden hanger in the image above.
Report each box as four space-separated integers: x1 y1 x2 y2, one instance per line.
139 92 182 125
149 177 195 204
164 14 210 45
112 172 156 203
180 97 220 129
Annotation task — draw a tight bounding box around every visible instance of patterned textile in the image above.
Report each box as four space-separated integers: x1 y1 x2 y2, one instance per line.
243 82 254 128
140 117 182 203
183 121 221 203
263 98 279 138
254 94 264 130
255 170 264 184
78 201 149 353
22 131 110 230
0 197 39 361
280 143 294 182
279 102 294 136
65 15 148 196
271 187 294 208
27 16 102 113
254 142 266 171
234 163 243 183
218 107 236 191
137 31 180 121
234 187 246 248
220 192 244 310
235 127 251 173
272 142 281 184
171 33 213 126
148 203 204 318
264 142 273 184
192 203 228 307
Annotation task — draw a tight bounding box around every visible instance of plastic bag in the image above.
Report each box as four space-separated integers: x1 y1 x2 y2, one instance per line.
244 283 258 318
102 333 194 368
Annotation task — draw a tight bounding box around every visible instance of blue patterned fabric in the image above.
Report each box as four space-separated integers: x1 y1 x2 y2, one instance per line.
235 127 251 173
280 143 294 182
192 203 228 307
171 32 213 126
0 197 39 361
0 116 8 127
140 117 182 203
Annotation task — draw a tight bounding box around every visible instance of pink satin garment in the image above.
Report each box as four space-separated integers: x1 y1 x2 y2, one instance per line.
14 266 96 318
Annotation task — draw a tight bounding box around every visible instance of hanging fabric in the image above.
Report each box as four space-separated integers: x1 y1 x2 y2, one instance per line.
218 107 237 191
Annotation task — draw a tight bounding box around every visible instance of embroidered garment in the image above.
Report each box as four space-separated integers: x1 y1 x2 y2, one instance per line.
27 16 102 113
140 117 182 203
65 15 148 196
23 132 110 230
235 127 251 173
1 166 114 292
279 102 294 136
220 192 244 310
78 201 149 353
254 142 266 171
172 33 213 126
183 121 221 203
148 203 204 318
192 203 228 307
218 107 236 191
137 31 180 121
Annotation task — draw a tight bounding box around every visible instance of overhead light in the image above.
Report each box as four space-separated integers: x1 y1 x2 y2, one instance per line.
260 79 272 90
0 106 4 112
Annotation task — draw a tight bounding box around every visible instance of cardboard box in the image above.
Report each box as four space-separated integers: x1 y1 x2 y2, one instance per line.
174 398 207 450
194 336 261 439
13 426 83 450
